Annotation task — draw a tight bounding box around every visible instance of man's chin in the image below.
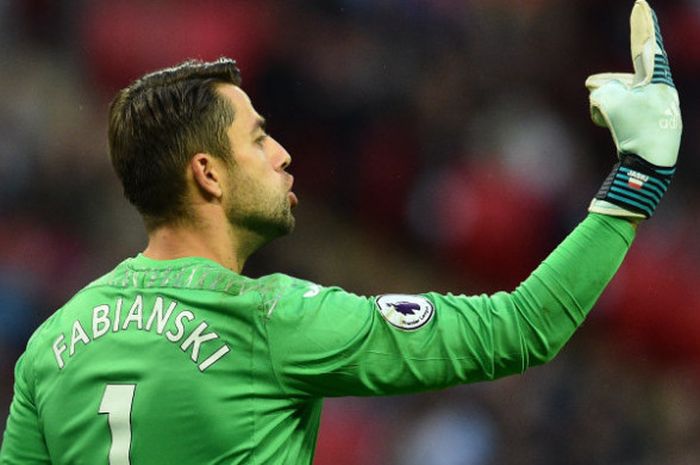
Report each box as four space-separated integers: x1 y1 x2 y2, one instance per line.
254 214 296 242
276 215 296 237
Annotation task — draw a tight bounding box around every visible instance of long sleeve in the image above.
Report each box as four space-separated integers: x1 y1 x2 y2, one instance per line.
262 214 635 397
0 353 52 465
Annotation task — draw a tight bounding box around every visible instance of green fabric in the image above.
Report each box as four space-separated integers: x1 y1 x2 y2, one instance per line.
0 214 634 465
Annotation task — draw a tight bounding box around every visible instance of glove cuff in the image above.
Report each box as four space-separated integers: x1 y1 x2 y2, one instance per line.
592 153 675 218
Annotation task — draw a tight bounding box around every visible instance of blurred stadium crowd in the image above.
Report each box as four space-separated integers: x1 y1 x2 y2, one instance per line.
1 0 699 463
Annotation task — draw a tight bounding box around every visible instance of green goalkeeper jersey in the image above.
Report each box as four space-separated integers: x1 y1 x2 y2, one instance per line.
1 214 634 465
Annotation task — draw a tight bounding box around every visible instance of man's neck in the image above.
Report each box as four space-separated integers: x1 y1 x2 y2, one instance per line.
142 216 248 273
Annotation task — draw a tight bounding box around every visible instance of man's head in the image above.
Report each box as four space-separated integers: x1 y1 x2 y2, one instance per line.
108 58 296 243
109 58 239 228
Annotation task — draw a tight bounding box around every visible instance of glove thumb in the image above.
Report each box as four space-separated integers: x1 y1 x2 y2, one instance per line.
587 76 633 149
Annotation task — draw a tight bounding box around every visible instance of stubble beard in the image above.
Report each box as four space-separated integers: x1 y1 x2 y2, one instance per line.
225 182 295 244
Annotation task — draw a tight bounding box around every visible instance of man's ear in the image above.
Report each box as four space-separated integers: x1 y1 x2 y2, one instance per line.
190 153 224 200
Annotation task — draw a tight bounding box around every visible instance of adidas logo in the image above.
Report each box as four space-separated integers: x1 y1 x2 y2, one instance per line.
659 105 681 130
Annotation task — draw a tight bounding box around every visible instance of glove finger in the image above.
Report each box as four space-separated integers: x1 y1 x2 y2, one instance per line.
630 0 674 87
589 104 607 129
588 80 630 146
585 73 634 92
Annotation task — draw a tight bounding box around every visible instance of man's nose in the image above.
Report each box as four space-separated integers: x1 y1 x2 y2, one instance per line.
272 137 292 171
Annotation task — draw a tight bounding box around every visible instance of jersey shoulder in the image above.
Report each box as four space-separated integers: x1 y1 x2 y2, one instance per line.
253 273 375 325
20 262 124 362
254 273 373 304
254 273 325 300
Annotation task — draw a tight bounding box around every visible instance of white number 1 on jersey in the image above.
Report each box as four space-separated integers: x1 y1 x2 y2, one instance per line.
99 384 136 465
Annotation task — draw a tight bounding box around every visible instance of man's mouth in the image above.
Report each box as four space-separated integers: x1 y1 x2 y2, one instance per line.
286 175 297 208
288 191 299 208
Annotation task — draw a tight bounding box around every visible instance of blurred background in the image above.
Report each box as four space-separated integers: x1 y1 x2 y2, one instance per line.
1 0 699 463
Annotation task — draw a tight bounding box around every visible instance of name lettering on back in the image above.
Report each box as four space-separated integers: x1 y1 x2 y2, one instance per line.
51 295 230 373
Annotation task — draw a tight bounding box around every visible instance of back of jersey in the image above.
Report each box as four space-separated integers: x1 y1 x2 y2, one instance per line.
20 255 291 465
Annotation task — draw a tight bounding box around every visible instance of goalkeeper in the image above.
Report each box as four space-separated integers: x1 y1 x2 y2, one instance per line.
0 1 682 464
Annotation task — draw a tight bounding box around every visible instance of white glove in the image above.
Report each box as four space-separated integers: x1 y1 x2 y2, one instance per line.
587 0 682 219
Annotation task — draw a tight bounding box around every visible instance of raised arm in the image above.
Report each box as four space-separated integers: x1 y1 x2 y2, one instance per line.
262 0 681 399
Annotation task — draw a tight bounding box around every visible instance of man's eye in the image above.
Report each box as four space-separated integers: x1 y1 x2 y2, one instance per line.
255 134 268 145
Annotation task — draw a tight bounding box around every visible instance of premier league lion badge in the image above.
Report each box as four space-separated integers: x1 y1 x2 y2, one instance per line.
375 294 435 331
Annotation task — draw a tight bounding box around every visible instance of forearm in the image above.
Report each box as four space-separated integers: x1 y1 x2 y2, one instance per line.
487 213 635 375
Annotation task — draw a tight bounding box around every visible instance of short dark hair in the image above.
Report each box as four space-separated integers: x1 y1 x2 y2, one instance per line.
108 58 242 228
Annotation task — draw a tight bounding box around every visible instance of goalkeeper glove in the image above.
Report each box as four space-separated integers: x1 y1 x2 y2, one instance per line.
587 0 682 219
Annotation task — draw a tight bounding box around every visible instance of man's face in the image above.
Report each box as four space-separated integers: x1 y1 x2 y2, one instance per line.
217 84 297 240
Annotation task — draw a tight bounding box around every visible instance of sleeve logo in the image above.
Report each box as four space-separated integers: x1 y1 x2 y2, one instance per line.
303 284 322 298
375 294 435 331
